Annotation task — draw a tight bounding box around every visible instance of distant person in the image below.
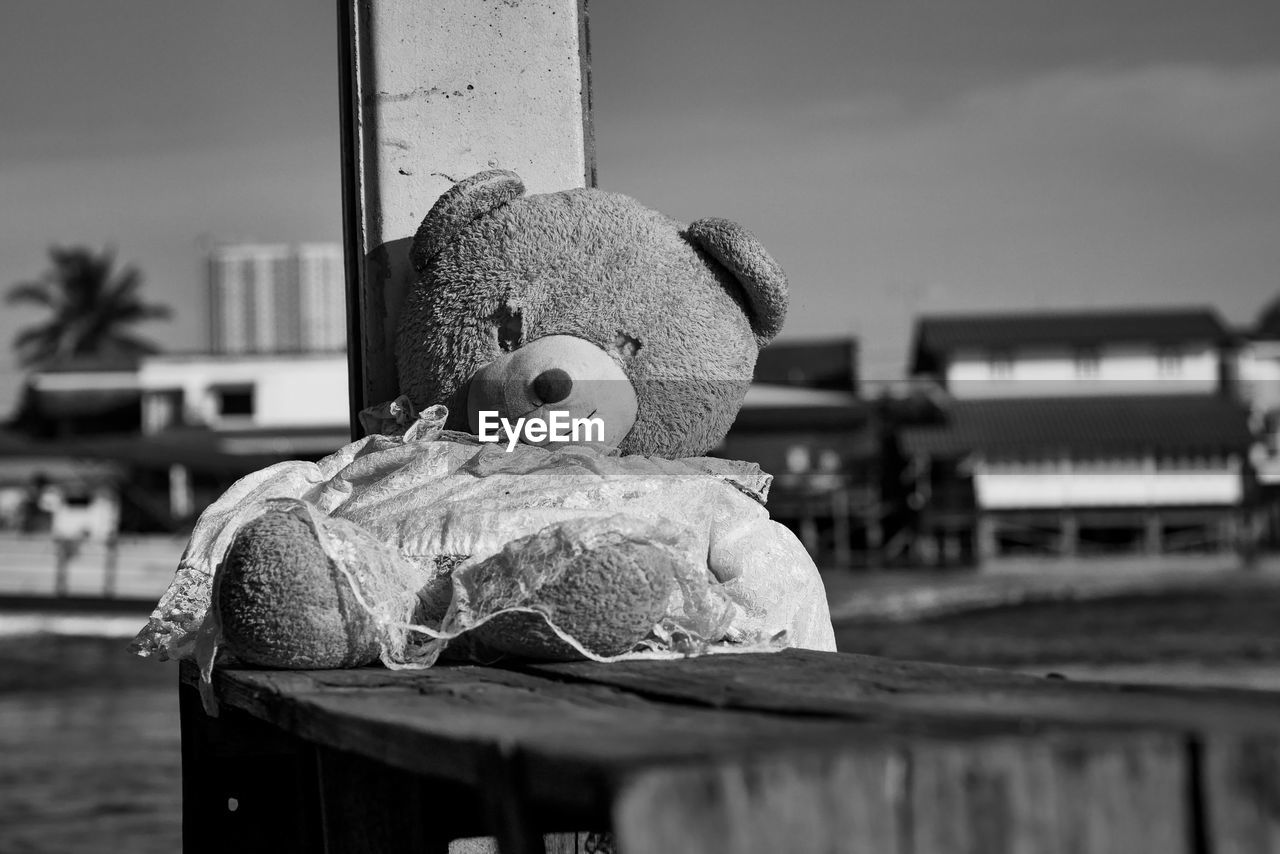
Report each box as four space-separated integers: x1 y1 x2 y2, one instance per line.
18 473 54 534
50 486 92 597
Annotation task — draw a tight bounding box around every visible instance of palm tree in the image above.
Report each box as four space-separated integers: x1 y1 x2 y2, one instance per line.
1258 294 1280 340
7 246 172 367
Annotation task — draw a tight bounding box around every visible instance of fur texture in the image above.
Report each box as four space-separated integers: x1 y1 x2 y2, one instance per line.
686 218 788 345
397 171 789 458
217 508 382 668
462 520 680 659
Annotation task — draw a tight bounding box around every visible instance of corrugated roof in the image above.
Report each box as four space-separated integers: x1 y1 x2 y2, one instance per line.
900 395 1252 458
912 308 1228 370
1254 302 1280 341
754 338 857 391
34 354 142 373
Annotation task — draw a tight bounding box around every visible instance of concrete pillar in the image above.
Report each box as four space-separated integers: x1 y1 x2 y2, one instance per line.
941 533 961 566
339 0 595 427
915 532 940 567
169 464 194 520
799 515 819 559
1240 507 1260 567
103 538 120 599
1219 514 1239 554
865 492 884 560
1143 512 1163 555
866 516 883 560
976 514 998 564
1058 513 1079 557
831 489 852 569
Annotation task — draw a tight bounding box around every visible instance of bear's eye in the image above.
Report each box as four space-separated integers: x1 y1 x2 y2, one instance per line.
614 332 641 361
493 304 523 352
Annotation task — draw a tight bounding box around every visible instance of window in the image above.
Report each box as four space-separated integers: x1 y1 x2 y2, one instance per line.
1265 411 1280 454
215 386 255 417
988 349 1014 379
62 491 92 508
1157 346 1184 377
785 445 811 473
1074 347 1101 379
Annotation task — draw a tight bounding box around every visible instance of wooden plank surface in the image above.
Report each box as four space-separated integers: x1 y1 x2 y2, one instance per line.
195 662 908 817
189 651 1280 850
529 648 1280 735
192 650 1280 790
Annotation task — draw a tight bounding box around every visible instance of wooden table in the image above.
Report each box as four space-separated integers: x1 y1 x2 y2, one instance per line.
180 650 1280 854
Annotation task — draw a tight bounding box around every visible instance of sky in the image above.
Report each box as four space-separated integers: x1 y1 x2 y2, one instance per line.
1 0 1279 411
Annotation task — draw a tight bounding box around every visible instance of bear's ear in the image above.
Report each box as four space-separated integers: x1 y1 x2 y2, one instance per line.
686 218 788 346
411 170 526 272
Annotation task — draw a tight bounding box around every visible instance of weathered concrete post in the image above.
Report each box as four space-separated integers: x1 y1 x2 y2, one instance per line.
338 0 594 435
1058 512 1079 557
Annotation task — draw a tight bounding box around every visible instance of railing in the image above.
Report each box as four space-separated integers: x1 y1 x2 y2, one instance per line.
0 532 182 599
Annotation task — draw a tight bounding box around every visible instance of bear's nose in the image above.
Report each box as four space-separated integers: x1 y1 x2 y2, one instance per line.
531 368 573 404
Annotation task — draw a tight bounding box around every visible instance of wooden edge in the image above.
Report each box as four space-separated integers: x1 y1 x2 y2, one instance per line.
181 659 1208 776
577 0 595 189
1198 732 1280 854
612 732 1198 854
524 649 1280 736
337 0 366 440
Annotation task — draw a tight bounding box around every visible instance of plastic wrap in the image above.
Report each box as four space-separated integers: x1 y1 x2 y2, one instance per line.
131 403 834 703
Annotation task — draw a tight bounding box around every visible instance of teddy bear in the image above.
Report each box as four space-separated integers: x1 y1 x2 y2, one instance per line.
130 170 836 681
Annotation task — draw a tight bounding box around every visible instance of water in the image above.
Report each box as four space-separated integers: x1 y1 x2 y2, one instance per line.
0 635 181 854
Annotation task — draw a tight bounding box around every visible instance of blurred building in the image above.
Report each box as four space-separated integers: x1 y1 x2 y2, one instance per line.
1236 314 1280 486
1233 311 1280 545
752 337 860 391
6 242 351 533
911 309 1231 398
138 352 349 439
9 354 144 438
716 339 877 566
4 349 351 533
209 243 346 354
901 308 1253 562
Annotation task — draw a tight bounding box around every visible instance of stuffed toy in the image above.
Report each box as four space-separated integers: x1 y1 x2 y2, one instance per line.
131 170 836 684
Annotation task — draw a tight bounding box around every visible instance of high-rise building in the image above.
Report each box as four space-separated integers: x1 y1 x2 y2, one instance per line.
296 243 347 352
208 243 346 354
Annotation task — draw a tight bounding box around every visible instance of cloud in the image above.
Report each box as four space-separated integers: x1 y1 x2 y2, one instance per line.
947 65 1280 161
598 64 1280 376
869 64 1280 215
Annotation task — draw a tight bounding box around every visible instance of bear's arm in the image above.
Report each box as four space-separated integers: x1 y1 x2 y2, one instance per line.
708 517 837 652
